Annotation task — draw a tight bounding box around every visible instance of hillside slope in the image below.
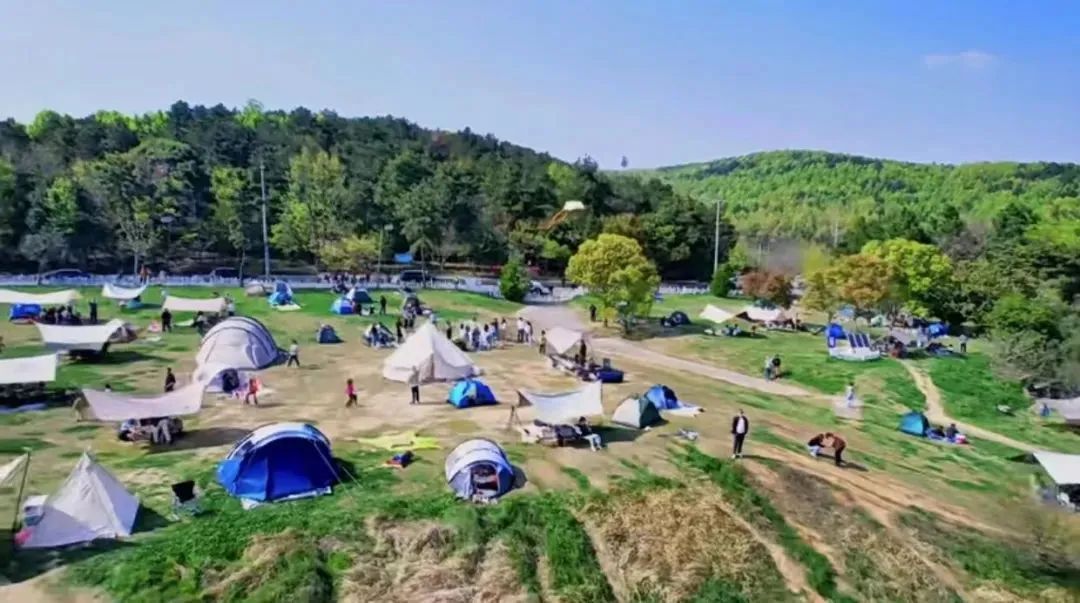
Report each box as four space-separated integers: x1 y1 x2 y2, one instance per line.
634 150 1080 246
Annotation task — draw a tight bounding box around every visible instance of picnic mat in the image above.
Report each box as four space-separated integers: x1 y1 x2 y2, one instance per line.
355 431 440 451
274 304 302 312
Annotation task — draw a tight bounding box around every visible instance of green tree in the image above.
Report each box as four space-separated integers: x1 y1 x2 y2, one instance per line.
210 167 251 274
827 254 893 318
566 233 660 330
272 147 351 260
801 269 842 321
318 234 380 273
710 263 735 297
862 238 952 317
499 256 529 302
740 270 794 307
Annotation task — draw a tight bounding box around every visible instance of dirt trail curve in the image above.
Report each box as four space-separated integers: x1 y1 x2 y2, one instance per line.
593 338 816 399
900 361 1037 453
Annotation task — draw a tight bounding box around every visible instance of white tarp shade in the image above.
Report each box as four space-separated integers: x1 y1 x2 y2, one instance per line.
383 321 478 383
21 453 140 549
546 327 584 356
700 305 736 324
35 319 126 352
79 383 205 421
101 283 147 301
0 454 28 487
0 289 80 306
162 296 227 313
517 381 603 424
1034 451 1080 486
0 354 58 385
741 306 788 322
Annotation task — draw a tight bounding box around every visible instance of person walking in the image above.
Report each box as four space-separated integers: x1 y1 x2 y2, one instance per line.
958 334 968 354
763 356 773 380
396 318 404 343
379 295 387 315
160 307 173 333
408 366 421 405
731 409 750 459
844 382 856 407
538 330 547 355
345 378 358 408
88 299 98 324
287 340 300 367
244 377 260 406
516 317 525 343
589 304 597 322
164 368 176 392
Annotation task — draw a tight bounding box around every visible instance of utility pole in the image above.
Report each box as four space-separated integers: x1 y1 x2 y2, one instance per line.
260 160 270 279
713 198 722 273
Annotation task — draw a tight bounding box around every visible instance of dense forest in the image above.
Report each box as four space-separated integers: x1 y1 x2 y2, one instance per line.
0 101 730 280
639 151 1080 389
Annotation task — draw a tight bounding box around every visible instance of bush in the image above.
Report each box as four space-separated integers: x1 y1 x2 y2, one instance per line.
499 257 529 302
710 264 735 297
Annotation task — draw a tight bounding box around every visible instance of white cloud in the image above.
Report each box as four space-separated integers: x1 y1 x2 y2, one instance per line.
922 50 996 70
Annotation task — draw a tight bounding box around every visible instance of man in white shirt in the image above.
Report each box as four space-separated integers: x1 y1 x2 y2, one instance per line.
731 409 750 459
287 340 300 367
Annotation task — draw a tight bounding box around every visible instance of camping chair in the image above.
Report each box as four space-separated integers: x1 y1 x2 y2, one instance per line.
171 480 202 519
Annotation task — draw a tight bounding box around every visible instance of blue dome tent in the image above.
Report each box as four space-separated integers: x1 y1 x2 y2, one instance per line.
643 384 679 410
444 439 514 500
317 324 342 344
217 423 339 505
447 378 497 408
347 287 373 305
330 297 354 315
826 323 846 348
268 281 294 306
898 411 930 437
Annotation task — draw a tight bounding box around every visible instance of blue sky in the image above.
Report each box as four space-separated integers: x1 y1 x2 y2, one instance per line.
3 0 1079 167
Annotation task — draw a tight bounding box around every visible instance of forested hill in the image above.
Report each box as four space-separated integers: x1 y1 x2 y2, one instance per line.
634 150 1080 251
0 102 725 279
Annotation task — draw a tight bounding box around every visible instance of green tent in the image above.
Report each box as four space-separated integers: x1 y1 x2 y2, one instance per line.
611 396 662 429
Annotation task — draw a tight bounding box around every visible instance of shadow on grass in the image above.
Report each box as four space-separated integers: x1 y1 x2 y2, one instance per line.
596 425 650 444
81 349 170 365
0 532 137 583
147 427 250 453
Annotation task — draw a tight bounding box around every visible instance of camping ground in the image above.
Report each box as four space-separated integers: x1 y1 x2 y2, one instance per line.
1 287 1079 602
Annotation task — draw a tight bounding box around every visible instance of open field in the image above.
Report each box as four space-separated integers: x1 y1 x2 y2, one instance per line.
1 289 1078 602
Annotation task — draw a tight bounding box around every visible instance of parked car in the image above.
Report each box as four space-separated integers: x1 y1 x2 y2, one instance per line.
208 267 240 280
399 270 428 285
529 280 551 296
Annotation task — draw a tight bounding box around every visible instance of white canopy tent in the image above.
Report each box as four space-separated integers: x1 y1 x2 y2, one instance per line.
35 319 127 353
546 327 585 356
0 354 58 385
1034 451 1080 487
20 453 140 549
517 381 604 424
740 306 788 323
101 283 147 301
78 382 206 422
0 454 28 487
383 321 479 383
0 289 80 306
700 305 736 324
162 296 227 314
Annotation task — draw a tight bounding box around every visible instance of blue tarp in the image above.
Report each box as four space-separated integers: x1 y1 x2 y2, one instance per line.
9 304 41 321
217 423 338 504
899 411 930 437
826 323 846 348
927 323 948 338
444 439 515 499
447 378 498 408
394 252 413 264
330 297 354 315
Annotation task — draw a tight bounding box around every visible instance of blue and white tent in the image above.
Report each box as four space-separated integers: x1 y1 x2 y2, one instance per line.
217 422 339 507
447 378 497 408
330 297 354 315
642 384 702 416
444 438 514 500
347 287 373 306
268 281 294 306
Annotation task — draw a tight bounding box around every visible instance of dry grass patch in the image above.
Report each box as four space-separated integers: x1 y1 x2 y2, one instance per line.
584 487 791 601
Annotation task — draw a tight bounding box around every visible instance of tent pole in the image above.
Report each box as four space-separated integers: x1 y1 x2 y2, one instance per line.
9 451 30 553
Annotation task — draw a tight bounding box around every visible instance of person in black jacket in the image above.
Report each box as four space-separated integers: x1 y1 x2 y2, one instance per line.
164 368 176 392
731 409 750 459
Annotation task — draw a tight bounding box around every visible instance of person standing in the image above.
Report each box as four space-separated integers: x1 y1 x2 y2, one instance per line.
88 299 98 324
408 366 421 405
731 409 750 459
396 318 405 343
844 382 856 407
244 377 259 406
516 317 525 343
538 330 547 355
345 378 358 408
379 295 387 315
763 356 773 380
164 368 176 392
287 339 300 367
959 334 968 354
589 304 597 322
578 339 588 366
160 307 173 333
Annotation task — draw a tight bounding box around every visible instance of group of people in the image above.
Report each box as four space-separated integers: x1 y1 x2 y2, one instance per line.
36 302 95 325
730 409 851 468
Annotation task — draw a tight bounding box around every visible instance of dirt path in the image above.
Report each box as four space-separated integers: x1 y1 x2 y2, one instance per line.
901 361 1036 453
594 337 816 399
0 570 106 603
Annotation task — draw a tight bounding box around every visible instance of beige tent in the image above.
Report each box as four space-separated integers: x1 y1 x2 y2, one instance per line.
0 354 57 385
78 382 206 422
35 319 127 353
383 321 479 383
700 304 736 324
101 283 147 301
740 306 789 323
545 327 585 356
0 289 81 306
162 296 227 313
517 381 604 424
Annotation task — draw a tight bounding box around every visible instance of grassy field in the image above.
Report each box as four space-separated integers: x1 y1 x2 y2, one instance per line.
0 288 1078 601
